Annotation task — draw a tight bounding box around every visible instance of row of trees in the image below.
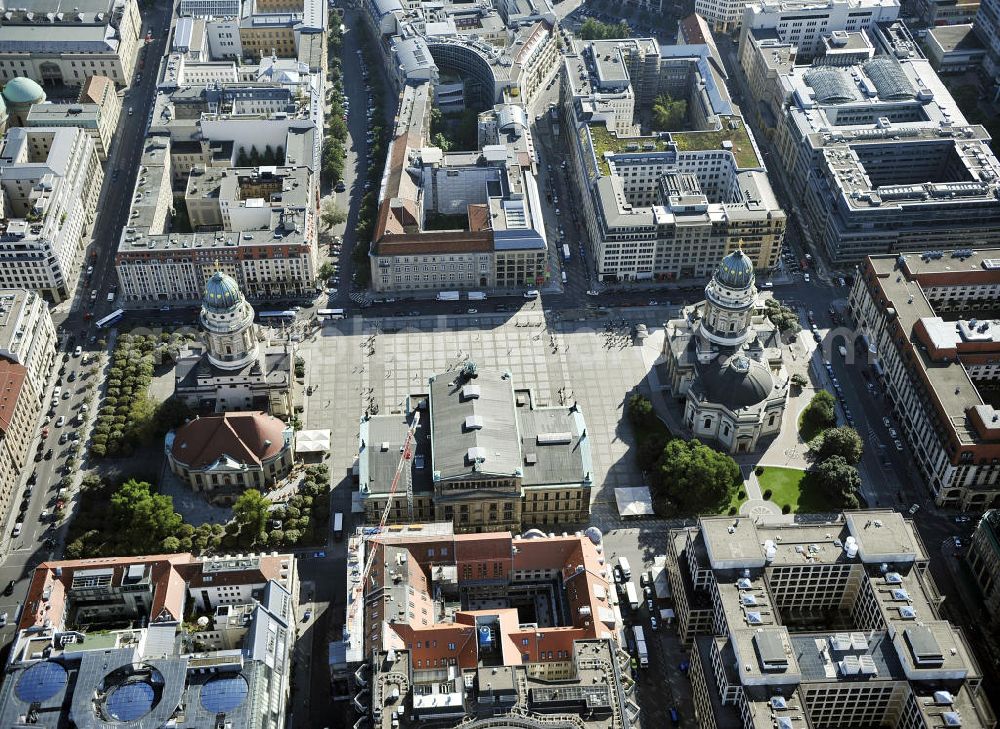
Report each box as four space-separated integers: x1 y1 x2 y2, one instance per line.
322 22 348 188
66 465 332 558
230 464 331 548
350 23 392 287
90 333 194 458
764 298 802 335
803 391 864 509
578 17 631 40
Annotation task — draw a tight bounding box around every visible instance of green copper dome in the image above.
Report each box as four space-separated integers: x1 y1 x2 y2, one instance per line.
714 249 755 290
203 271 243 311
2 77 46 105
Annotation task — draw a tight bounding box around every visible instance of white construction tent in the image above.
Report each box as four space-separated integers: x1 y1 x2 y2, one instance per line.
614 486 654 517
295 429 331 455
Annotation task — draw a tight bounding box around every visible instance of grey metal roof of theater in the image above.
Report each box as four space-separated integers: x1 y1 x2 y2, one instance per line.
517 406 591 487
428 369 521 480
359 411 434 496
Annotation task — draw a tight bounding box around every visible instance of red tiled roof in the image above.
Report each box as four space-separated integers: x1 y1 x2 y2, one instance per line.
79 74 115 105
0 359 28 434
18 553 195 632
454 533 512 563
170 411 287 469
467 204 491 233
365 531 617 667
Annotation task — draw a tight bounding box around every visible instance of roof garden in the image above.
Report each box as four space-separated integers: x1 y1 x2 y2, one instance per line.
671 117 761 169
586 116 761 176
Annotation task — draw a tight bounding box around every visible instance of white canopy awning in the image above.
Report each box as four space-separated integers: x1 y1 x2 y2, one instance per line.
295 429 331 454
615 487 654 517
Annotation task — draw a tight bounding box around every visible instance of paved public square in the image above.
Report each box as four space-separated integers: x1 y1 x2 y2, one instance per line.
300 308 669 524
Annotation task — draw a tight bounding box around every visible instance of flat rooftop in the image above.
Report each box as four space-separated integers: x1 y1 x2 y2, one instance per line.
864 250 1000 445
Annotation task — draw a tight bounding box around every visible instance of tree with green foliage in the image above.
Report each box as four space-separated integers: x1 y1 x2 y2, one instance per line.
802 390 837 432
232 489 272 545
764 298 802 334
812 455 861 509
432 132 453 152
320 199 348 229
110 479 184 554
810 426 863 464
627 393 654 428
654 438 741 513
579 17 631 40
651 94 687 131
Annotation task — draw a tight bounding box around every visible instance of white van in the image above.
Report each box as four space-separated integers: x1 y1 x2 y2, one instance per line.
106 292 115 302
561 271 567 284
617 556 632 579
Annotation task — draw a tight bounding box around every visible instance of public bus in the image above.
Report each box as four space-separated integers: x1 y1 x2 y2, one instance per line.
318 308 346 320
258 310 297 322
95 309 125 329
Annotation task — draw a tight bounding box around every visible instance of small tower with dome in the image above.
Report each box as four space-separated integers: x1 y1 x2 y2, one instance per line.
661 249 788 453
199 271 259 371
2 78 46 126
173 270 295 417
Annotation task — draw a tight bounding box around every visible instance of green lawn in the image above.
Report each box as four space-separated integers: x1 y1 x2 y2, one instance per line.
757 466 840 514
721 487 748 516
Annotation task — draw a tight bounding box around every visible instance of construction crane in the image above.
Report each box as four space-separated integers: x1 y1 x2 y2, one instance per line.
347 410 421 625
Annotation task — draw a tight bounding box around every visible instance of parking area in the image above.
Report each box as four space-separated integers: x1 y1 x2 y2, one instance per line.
602 526 695 728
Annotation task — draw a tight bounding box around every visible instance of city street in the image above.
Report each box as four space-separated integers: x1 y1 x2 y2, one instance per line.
0 0 174 657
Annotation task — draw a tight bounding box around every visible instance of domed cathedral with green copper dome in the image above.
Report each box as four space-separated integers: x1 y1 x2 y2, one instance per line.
660 250 789 454
198 269 259 371
203 271 245 312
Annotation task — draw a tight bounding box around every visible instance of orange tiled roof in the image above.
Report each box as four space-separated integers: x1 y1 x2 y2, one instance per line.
365 531 617 667
18 553 195 632
79 74 116 105
170 411 287 469
0 359 28 434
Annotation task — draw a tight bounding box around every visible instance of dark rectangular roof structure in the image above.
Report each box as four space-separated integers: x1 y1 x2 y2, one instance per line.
753 631 788 671
904 626 944 667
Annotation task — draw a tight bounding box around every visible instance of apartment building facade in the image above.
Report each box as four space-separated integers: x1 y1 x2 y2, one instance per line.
739 0 899 59
0 0 141 88
756 21 1000 262
0 127 103 303
967 510 1000 619
340 525 635 729
564 40 784 284
0 289 57 401
666 513 995 729
848 250 1000 510
0 360 40 541
0 551 298 728
114 136 319 305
